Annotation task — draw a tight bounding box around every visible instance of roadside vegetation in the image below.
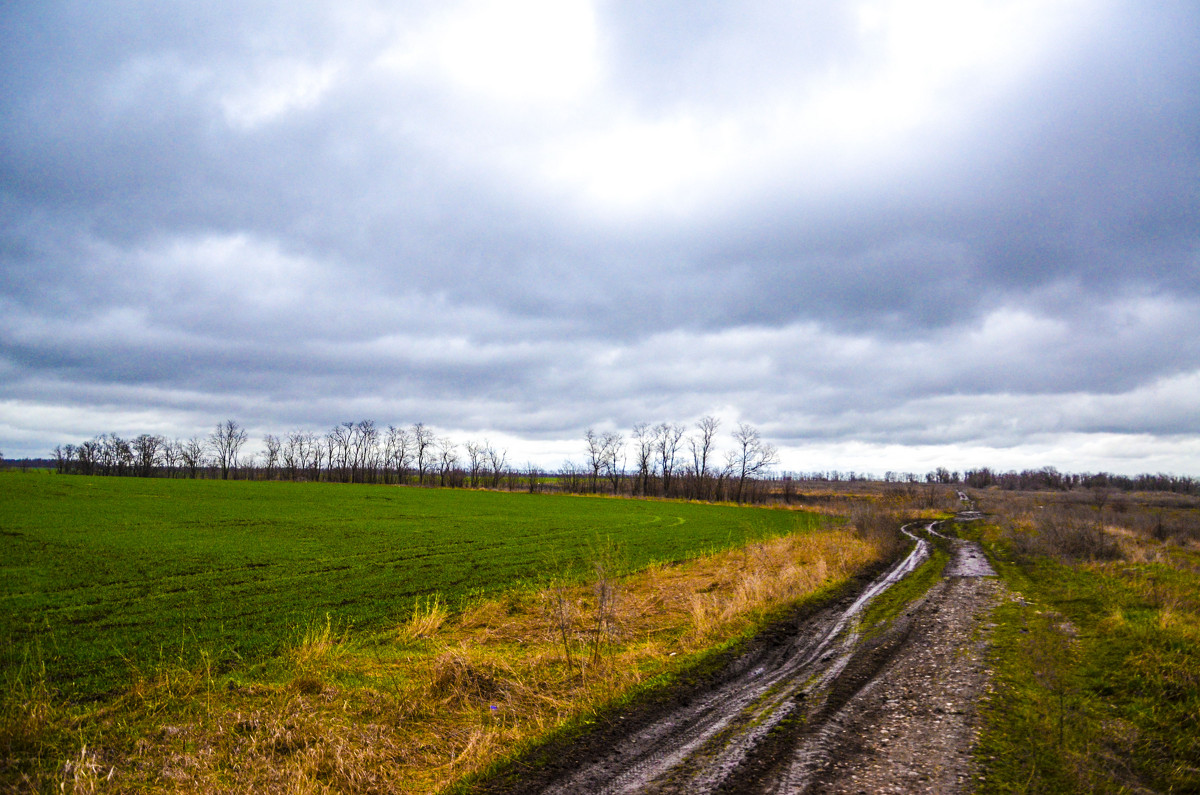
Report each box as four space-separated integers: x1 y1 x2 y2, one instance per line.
0 471 900 793
961 491 1200 793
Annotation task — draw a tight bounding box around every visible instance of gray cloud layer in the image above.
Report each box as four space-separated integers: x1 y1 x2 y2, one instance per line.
2 0 1198 473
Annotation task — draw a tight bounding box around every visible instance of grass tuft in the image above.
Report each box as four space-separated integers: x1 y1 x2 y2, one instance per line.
403 595 450 642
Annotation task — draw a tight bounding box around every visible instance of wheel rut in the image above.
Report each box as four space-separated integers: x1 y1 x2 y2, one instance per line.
473 515 1003 794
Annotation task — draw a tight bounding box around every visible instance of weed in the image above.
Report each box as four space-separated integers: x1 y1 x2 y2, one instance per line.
403 596 449 642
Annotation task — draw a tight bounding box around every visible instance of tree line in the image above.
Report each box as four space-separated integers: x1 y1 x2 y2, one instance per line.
49 417 786 503
956 466 1200 495
43 423 1199 499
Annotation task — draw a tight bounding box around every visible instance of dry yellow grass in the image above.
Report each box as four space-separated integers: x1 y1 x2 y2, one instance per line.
14 528 883 795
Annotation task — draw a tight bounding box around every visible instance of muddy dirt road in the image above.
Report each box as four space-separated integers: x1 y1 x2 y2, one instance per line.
482 519 1003 794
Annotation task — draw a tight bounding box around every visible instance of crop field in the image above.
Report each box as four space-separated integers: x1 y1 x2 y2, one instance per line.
0 472 821 698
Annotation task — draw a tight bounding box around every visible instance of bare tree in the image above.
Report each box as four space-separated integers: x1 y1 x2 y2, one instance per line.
162 439 180 478
132 433 164 478
95 435 113 475
655 422 685 497
585 428 604 493
715 455 735 502
109 434 133 476
602 431 625 493
384 424 412 483
689 415 720 500
465 440 486 488
283 429 320 481
209 420 248 480
731 423 779 503
487 443 507 488
262 434 282 480
350 420 379 483
283 431 302 480
558 460 585 493
412 422 434 485
97 433 131 476
781 473 796 504
327 423 353 482
436 437 458 487
632 423 655 496
181 436 206 478
307 431 325 480
75 439 98 475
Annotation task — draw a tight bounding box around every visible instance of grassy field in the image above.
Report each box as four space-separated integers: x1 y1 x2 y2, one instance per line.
1 472 881 793
0 472 821 698
959 493 1200 793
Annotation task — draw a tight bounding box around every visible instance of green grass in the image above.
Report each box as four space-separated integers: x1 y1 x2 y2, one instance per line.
0 473 820 698
961 520 1200 793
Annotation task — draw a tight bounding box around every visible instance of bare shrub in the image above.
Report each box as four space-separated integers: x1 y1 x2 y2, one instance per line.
1136 510 1200 544
547 581 578 671
590 559 619 664
1171 512 1200 543
850 503 906 559
1020 506 1121 562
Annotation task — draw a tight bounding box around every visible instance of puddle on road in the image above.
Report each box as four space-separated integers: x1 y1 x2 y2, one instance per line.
945 541 997 577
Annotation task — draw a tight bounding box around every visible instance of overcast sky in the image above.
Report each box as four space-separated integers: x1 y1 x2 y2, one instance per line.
2 0 1198 475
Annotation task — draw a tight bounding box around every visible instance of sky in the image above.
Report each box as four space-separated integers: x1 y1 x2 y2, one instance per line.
1 0 1198 476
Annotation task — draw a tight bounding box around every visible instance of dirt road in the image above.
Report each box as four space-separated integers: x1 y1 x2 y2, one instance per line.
478 520 1003 794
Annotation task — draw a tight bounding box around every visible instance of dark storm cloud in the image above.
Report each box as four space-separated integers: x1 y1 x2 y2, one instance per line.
2 0 1198 472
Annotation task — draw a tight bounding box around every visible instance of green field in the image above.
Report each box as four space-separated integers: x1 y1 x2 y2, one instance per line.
0 473 819 698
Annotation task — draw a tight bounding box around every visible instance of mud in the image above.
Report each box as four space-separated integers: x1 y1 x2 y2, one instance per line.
470 518 1003 795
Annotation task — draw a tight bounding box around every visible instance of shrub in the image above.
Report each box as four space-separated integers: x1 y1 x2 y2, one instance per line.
1015 506 1121 562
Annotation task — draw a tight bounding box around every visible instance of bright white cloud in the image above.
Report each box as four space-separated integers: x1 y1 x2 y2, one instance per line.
541 112 741 214
529 0 1093 216
378 0 600 104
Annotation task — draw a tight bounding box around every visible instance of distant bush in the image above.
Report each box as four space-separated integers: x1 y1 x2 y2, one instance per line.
849 503 907 559
1136 510 1200 544
1014 506 1121 562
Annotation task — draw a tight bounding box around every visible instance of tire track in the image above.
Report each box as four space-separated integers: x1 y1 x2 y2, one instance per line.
529 521 944 795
